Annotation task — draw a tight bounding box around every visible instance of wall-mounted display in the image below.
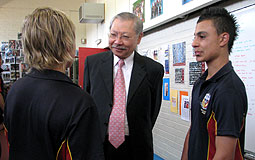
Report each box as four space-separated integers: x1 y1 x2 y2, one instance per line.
0 36 27 84
173 42 186 66
133 0 145 22
189 62 205 85
175 68 184 84
182 0 193 5
179 90 188 116
170 89 178 113
163 78 170 101
150 0 163 19
180 95 190 121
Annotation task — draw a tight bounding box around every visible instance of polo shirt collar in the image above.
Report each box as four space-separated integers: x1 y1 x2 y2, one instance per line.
200 61 233 82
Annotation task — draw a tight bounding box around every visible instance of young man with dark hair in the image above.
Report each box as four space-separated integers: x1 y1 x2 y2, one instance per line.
181 7 247 160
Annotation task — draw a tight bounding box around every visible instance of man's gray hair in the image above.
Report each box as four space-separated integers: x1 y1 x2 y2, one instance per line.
109 12 143 35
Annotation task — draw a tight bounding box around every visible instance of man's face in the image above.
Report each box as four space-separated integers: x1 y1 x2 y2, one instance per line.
109 18 142 59
192 20 222 63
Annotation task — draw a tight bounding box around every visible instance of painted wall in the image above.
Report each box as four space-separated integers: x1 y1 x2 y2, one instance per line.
84 0 131 48
0 0 86 48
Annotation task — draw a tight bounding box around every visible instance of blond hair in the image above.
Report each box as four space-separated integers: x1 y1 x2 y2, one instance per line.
22 7 75 71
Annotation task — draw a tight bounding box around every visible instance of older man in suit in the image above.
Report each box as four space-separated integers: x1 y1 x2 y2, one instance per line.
84 12 164 160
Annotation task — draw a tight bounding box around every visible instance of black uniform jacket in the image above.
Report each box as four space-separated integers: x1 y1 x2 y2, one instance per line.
84 50 164 160
4 68 104 160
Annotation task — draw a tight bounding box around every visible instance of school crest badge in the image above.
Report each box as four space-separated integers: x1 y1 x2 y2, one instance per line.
200 93 211 115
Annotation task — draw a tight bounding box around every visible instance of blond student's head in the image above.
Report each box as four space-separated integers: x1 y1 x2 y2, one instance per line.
22 7 76 71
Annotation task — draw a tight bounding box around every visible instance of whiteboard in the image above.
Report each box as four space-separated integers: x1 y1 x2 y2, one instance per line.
230 5 255 154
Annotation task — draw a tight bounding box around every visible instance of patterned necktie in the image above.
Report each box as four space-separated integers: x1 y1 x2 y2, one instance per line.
108 59 126 148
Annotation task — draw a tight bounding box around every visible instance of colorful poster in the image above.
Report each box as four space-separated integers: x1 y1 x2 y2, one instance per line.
182 0 193 5
173 42 186 66
163 46 169 74
181 95 190 121
179 91 188 115
133 0 145 22
158 45 170 75
170 89 178 113
163 78 170 100
150 0 163 19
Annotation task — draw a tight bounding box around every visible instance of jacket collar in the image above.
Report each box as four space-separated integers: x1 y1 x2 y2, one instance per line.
27 68 75 85
99 50 146 105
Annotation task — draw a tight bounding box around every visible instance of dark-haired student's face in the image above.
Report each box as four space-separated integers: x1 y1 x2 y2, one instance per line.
192 20 222 64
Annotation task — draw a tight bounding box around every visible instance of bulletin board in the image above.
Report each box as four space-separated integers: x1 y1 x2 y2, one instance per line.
230 4 255 154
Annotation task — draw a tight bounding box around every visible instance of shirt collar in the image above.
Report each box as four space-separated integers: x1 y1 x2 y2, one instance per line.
200 61 233 82
113 52 134 67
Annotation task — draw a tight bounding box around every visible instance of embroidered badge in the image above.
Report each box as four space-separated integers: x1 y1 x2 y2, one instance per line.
200 93 211 115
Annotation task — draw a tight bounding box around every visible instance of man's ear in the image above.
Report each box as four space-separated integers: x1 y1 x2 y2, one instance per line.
137 32 143 45
219 32 229 47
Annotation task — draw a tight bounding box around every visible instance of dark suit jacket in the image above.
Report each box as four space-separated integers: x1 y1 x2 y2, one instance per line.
84 50 164 160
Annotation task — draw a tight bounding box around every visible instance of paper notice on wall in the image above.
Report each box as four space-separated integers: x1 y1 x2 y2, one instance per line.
181 95 190 121
179 91 188 115
170 89 178 113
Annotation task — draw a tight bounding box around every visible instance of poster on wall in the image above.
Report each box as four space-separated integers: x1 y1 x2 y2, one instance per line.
1 42 8 52
175 68 184 84
9 40 16 50
2 73 10 82
170 89 178 113
150 0 163 19
163 78 170 100
173 41 186 66
152 48 159 61
181 95 190 121
143 45 169 75
157 45 170 75
133 0 145 22
179 91 188 115
2 64 10 71
163 45 170 74
165 54 169 74
16 40 22 50
182 0 193 5
11 64 19 71
189 62 205 85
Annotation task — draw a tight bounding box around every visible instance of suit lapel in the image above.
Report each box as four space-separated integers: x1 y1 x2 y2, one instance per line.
100 51 113 102
127 52 146 104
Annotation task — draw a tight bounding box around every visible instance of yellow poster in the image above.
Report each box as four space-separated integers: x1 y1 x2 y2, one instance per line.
170 89 178 113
